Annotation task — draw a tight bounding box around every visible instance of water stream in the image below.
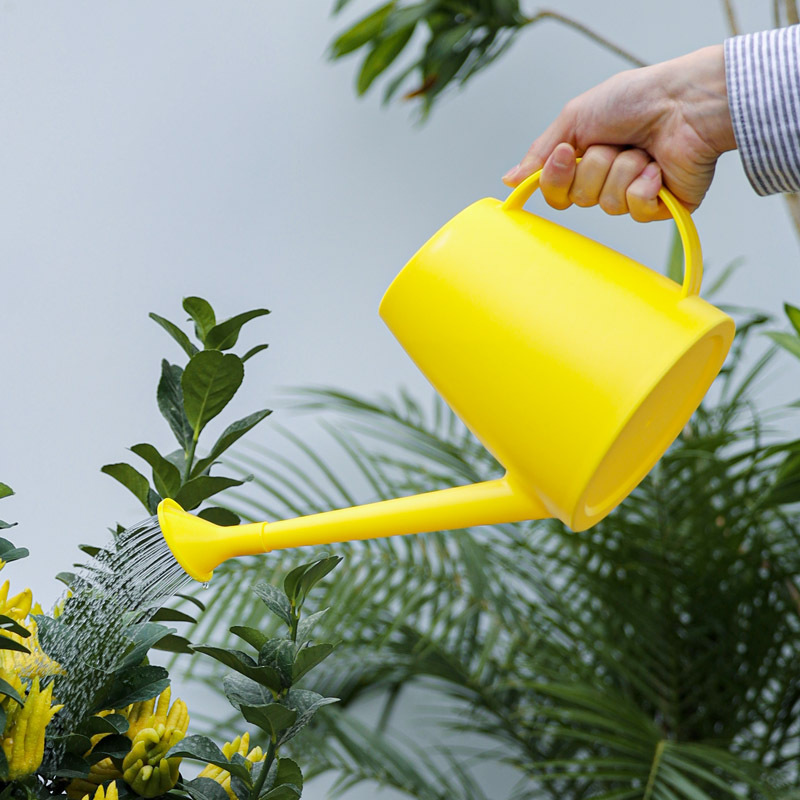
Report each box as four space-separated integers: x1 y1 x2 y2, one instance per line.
43 516 192 755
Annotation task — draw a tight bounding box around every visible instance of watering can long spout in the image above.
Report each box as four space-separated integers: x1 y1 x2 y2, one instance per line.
158 478 548 583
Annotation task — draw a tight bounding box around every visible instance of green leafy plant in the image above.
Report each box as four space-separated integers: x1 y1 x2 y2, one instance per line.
102 296 272 526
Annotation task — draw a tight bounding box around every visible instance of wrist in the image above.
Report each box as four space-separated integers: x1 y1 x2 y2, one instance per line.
662 44 736 155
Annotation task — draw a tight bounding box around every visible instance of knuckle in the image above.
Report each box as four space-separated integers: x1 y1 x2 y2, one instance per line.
599 195 624 215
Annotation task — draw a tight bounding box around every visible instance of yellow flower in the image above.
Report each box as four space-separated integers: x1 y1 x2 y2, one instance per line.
1 676 63 779
197 733 265 800
120 688 189 798
81 781 119 800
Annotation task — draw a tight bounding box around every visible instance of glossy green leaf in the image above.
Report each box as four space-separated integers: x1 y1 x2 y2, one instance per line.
277 690 339 746
259 639 295 687
94 665 169 712
158 360 194 450
197 507 241 526
53 753 89 780
0 677 24 706
168 735 253 782
0 637 31 654
0 485 12 500
786 302 800 337
183 777 231 800
174 476 245 511
149 312 199 358
330 2 394 57
0 539 28 562
116 622 177 671
222 673 273 711
241 703 297 739
242 344 269 363
292 643 334 683
205 309 270 351
295 607 329 646
253 583 293 627
151 607 197 624
766 331 800 361
192 645 282 693
182 350 244 435
0 615 30 638
191 409 272 477
101 463 152 511
151 634 194 654
131 443 182 499
183 297 217 343
88 733 131 762
77 713 129 737
230 626 268 651
283 556 341 607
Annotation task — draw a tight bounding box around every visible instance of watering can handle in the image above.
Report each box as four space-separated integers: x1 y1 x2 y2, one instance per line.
501 160 703 299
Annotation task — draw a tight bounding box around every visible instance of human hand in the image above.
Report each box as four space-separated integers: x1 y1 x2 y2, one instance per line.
502 45 736 220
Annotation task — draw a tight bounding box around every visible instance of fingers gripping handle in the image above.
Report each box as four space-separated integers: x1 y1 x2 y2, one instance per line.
501 162 703 299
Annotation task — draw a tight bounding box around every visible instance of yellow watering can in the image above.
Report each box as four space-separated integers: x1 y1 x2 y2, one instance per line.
158 165 735 582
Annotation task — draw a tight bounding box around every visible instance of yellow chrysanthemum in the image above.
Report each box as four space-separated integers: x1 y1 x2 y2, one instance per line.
197 733 265 800
120 688 189 798
1 676 63 779
81 780 119 800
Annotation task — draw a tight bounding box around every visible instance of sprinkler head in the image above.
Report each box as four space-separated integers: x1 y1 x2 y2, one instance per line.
157 499 265 583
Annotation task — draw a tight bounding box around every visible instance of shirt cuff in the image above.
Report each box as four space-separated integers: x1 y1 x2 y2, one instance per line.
725 25 800 195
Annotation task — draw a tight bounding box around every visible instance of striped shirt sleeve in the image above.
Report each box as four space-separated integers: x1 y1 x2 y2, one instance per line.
725 25 800 195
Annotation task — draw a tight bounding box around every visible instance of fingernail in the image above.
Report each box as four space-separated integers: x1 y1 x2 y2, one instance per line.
502 166 519 181
642 162 660 179
553 146 572 168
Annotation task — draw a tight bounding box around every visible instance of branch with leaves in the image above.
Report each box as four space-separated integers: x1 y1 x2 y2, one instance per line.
102 297 272 526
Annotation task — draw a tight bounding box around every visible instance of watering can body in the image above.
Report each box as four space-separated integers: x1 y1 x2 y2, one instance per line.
158 168 735 582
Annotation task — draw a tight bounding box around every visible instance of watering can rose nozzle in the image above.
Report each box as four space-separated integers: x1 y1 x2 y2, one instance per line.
158 161 734 582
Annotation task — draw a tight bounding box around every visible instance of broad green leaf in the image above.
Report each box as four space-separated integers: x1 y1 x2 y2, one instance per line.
258 639 295 687
766 331 800 361
296 607 330 646
205 309 270 351
0 522 15 530
283 557 341 607
174 475 245 511
101 463 152 511
149 312 199 358
242 344 269 363
131 443 182 499
182 350 244 435
183 297 217 343
253 583 293 627
292 643 334 683
786 302 800 337
0 539 28 562
274 759 303 795
261 786 301 800
151 607 197 624
191 410 273 477
0 616 30 638
158 360 194 450
151 634 194 654
230 626 268 651
115 622 177 671
240 703 297 739
53 753 89 780
0 485 12 500
222 673 273 711
277 690 339 746
77 713 129 737
192 645 282 693
197 507 241 526
183 777 231 800
94 665 169 712
0 677 23 706
88 733 131 762
167 735 253 783
357 26 415 94
330 2 394 57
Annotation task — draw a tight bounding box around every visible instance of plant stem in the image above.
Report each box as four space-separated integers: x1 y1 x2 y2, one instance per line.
250 739 276 800
522 9 647 67
184 433 199 483
722 0 740 34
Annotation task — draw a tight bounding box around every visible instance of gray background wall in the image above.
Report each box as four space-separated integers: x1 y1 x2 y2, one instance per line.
1 1 798 796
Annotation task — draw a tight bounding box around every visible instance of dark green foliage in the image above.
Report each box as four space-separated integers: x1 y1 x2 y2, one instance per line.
167 563 340 800
330 0 527 115
101 296 271 519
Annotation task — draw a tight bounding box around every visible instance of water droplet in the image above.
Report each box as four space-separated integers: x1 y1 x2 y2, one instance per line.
202 581 210 590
